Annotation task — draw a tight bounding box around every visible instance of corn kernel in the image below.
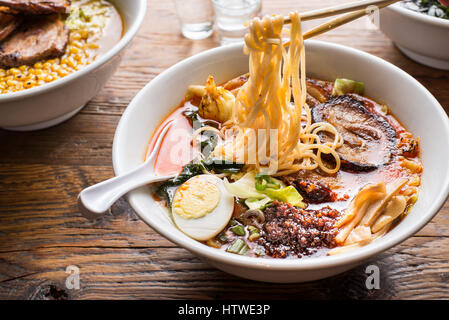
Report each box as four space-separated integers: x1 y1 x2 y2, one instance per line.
66 58 76 68
79 29 89 39
88 43 99 49
9 68 20 75
73 41 83 48
70 47 80 54
24 80 36 88
58 69 69 77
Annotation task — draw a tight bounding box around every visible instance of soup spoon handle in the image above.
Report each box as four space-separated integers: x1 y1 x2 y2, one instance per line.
78 121 176 219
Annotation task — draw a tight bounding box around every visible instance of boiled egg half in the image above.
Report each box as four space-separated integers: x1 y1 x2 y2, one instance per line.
172 174 234 241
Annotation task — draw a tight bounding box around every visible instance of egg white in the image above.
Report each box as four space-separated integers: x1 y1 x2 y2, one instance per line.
172 174 234 241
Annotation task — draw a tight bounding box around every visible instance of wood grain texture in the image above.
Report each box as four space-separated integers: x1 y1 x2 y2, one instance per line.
0 0 448 300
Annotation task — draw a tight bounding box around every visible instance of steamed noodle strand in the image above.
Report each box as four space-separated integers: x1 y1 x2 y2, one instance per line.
198 12 343 175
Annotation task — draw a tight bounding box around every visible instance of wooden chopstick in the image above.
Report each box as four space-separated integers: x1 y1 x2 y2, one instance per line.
302 0 399 40
284 0 400 23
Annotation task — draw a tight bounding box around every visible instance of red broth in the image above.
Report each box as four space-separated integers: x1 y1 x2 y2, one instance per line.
145 102 195 176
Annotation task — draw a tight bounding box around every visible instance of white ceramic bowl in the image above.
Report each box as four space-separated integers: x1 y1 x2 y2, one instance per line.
113 41 449 283
380 2 449 70
0 0 147 131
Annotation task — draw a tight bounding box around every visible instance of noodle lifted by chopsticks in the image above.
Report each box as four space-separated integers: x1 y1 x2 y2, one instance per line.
210 12 344 175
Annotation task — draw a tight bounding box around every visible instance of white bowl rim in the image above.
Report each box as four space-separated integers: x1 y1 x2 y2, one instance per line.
389 1 449 27
0 0 147 103
113 40 449 271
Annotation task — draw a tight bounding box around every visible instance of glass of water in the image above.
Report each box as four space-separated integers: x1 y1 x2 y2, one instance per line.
212 0 262 45
173 0 214 40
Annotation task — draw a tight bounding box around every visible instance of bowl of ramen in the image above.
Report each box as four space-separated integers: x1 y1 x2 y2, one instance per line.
113 13 449 283
379 1 449 70
0 0 146 131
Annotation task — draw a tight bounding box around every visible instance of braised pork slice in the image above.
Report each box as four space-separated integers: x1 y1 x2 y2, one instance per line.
312 95 397 172
0 15 68 68
0 13 21 42
0 0 69 14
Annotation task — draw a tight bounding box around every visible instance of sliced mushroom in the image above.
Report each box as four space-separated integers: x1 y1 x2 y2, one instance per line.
345 225 372 245
334 178 408 246
361 178 407 227
311 95 397 172
335 182 385 228
371 195 407 233
329 222 389 256
328 242 363 256
334 182 386 245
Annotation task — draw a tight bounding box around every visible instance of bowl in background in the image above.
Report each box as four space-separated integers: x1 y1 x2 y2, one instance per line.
379 2 449 70
0 0 147 131
113 41 449 283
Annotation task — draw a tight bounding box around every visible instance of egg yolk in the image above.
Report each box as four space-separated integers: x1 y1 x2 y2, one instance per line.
172 178 221 219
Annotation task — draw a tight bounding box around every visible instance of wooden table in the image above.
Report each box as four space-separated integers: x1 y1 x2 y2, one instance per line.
1 0 448 300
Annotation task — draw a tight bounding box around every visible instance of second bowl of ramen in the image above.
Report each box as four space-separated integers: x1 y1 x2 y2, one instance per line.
379 1 449 70
0 0 146 131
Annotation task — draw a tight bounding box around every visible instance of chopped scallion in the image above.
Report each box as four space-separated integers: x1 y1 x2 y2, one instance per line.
229 219 238 227
226 239 249 255
217 233 228 243
248 226 261 241
230 225 246 236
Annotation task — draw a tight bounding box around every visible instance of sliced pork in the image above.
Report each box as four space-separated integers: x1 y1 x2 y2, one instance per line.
0 13 21 42
0 15 68 68
0 0 69 14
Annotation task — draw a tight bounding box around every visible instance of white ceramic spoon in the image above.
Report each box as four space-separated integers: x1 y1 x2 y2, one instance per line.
78 120 176 219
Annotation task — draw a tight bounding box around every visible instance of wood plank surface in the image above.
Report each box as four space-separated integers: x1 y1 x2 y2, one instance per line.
0 0 448 300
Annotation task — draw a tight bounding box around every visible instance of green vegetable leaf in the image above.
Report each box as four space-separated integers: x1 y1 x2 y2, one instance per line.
332 78 365 96
255 174 282 191
224 171 266 199
203 158 245 174
263 186 306 208
230 225 246 236
245 197 272 211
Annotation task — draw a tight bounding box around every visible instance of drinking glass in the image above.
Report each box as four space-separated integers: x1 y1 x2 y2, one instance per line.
173 0 214 40
212 0 262 45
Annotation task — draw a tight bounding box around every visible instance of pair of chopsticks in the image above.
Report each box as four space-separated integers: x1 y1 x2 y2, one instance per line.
283 0 400 39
